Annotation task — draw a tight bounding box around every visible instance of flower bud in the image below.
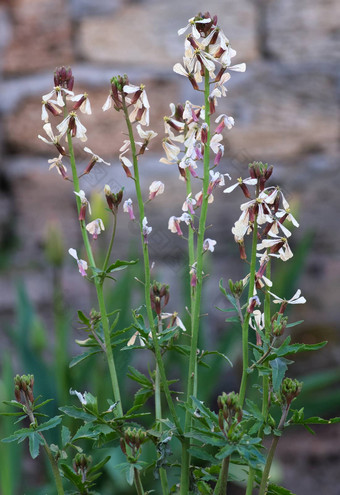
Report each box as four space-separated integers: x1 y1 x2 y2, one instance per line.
104 185 123 213
281 378 302 406
150 281 170 316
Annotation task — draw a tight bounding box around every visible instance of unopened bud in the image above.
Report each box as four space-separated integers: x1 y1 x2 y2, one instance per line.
281 377 302 405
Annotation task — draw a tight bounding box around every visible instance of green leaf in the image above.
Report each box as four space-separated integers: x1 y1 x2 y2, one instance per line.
35 415 62 433
69 349 101 368
60 463 83 488
87 455 111 476
185 429 225 447
28 432 44 459
188 447 216 463
216 443 237 459
77 310 90 325
127 366 153 387
270 358 290 392
59 406 95 422
106 259 138 273
267 483 296 495
61 426 71 447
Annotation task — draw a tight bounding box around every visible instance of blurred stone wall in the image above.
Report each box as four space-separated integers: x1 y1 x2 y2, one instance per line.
0 0 339 492
0 0 339 335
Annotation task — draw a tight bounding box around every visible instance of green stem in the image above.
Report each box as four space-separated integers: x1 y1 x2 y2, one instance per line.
262 260 272 422
245 467 255 495
67 131 123 415
213 456 230 495
133 468 145 495
43 440 65 495
102 212 117 273
156 318 169 494
239 217 258 408
122 100 182 435
258 406 289 495
181 66 211 495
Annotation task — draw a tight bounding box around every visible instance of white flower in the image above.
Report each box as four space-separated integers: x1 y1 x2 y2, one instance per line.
149 181 164 200
74 190 91 213
127 331 147 347
84 147 110 166
57 112 87 142
42 86 74 107
48 155 67 177
203 238 217 252
123 198 135 220
142 217 152 242
119 149 133 169
182 193 196 214
38 123 62 146
228 63 246 72
210 133 223 154
168 216 183 235
224 177 257 194
161 312 186 332
257 235 293 261
69 93 92 115
136 124 157 141
178 16 212 39
69 388 87 405
102 94 113 112
232 210 251 241
124 84 150 126
215 114 235 133
269 289 306 306
86 219 105 239
160 138 181 164
68 248 88 277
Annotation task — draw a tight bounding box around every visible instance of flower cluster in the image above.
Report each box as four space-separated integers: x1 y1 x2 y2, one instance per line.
38 67 113 278
226 161 305 331
162 12 246 275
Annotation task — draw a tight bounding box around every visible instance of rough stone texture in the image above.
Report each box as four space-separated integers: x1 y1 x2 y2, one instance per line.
2 0 74 75
77 0 258 66
267 0 340 63
0 2 340 492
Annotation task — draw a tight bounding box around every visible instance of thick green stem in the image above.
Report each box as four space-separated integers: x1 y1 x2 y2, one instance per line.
214 456 230 495
239 217 258 408
67 131 123 415
245 467 255 495
180 67 211 495
258 406 289 495
122 100 182 435
133 468 145 495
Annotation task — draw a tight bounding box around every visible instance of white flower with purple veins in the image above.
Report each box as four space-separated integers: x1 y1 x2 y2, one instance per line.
266 215 292 238
38 123 62 146
123 199 135 220
69 93 92 115
210 133 224 154
257 234 293 261
136 124 158 141
74 190 91 212
124 84 150 126
178 16 212 38
160 139 181 164
42 86 74 107
168 216 184 236
224 177 257 194
68 248 88 277
48 155 67 178
173 55 202 85
161 312 186 332
86 218 105 239
57 112 87 142
119 149 133 169
208 170 231 194
84 147 110 166
232 210 251 241
203 238 217 252
149 181 165 200
269 289 306 306
240 196 271 225
215 114 235 134
182 194 196 214
210 73 231 100
142 217 152 243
